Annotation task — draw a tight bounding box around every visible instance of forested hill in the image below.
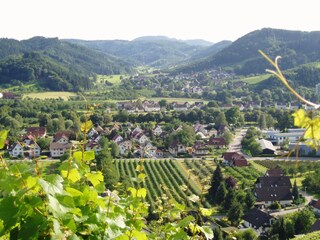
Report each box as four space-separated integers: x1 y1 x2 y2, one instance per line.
175 28 320 75
65 37 215 68
0 37 133 91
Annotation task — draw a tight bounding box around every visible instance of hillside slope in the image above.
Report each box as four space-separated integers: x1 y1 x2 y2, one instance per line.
0 37 133 91
176 28 320 75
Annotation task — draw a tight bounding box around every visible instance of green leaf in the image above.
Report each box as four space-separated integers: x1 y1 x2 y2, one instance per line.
177 215 195 228
85 172 104 187
73 150 95 162
200 207 213 216
81 120 93 133
137 173 146 180
131 230 147 240
135 165 144 172
292 109 311 128
201 226 214 240
136 188 147 198
0 130 8 149
38 175 63 195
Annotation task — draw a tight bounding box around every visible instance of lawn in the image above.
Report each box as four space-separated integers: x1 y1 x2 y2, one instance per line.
239 74 271 84
23 92 77 100
96 74 124 85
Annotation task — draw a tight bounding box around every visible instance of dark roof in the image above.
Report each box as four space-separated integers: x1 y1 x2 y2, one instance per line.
265 169 284 177
222 152 243 161
243 208 273 229
208 137 226 146
256 176 292 188
310 220 320 233
233 159 248 167
255 187 292 202
310 199 320 209
54 131 72 141
26 127 46 138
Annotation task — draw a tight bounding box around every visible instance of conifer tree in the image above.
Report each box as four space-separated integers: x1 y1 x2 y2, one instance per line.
207 164 223 203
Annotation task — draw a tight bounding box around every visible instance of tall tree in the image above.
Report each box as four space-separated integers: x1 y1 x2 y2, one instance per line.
292 180 300 203
227 201 243 226
215 182 227 205
207 165 223 204
96 149 119 190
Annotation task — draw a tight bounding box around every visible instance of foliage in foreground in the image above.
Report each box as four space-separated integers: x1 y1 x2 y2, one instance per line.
0 128 213 239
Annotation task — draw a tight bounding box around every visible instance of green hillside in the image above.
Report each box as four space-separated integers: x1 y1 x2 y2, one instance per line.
175 28 320 75
0 37 133 91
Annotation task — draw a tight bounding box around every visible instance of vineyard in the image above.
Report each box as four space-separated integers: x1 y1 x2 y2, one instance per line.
115 158 266 212
182 159 262 188
114 159 209 211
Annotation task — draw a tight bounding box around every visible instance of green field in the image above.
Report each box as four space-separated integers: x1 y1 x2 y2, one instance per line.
149 97 207 103
96 74 124 85
239 74 271 84
23 92 78 100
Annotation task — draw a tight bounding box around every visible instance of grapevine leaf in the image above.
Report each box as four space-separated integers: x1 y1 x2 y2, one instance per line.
66 187 83 197
81 120 93 133
115 235 130 240
199 207 213 216
201 226 214 240
188 194 200 203
56 195 75 208
135 165 144 172
177 215 195 228
292 109 311 128
137 173 146 180
131 230 148 240
0 130 9 149
38 175 63 195
26 176 38 189
68 169 81 183
85 172 104 187
127 187 137 197
0 196 19 230
73 151 95 162
136 188 147 198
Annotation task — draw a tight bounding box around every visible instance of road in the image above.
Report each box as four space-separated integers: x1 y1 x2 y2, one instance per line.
228 128 247 152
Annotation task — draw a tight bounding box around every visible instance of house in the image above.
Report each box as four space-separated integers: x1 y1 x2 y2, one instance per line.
22 135 35 145
310 220 320 233
242 208 273 234
171 102 190 111
54 131 72 144
266 130 303 145
142 100 161 112
25 142 41 157
86 140 102 152
26 127 47 138
50 142 72 158
112 134 123 143
193 142 210 155
257 139 276 155
255 176 292 207
309 199 320 215
118 140 132 156
153 125 163 136
265 169 284 177
222 152 248 167
87 128 98 138
134 133 149 145
208 137 227 149
169 140 186 155
288 143 320 157
9 142 24 158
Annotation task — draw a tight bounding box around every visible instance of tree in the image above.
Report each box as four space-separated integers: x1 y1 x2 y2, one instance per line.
236 228 257 240
96 149 119 190
213 227 223 240
110 142 120 158
227 201 243 226
245 189 256 210
258 113 267 130
292 180 300 203
215 182 227 205
225 107 244 127
223 187 236 211
294 208 315 234
215 111 227 129
36 137 51 150
207 165 223 204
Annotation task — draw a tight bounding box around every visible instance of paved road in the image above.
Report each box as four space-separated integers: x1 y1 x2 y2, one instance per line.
228 128 247 152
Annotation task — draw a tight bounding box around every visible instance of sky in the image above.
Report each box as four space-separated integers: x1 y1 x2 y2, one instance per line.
1 0 319 43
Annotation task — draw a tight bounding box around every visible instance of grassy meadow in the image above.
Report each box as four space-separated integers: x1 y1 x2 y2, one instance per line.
23 92 78 100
